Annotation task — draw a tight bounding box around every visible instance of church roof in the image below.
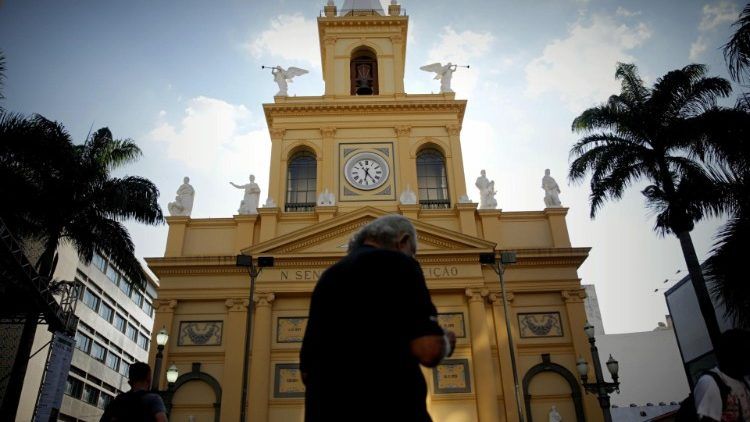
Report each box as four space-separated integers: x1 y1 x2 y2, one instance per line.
340 0 385 16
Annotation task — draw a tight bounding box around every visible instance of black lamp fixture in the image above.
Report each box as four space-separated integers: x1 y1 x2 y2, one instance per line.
577 321 620 422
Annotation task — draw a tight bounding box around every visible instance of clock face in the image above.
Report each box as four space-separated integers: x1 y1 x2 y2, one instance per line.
344 152 390 190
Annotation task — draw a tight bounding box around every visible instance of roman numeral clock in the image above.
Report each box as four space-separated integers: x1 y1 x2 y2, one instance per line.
339 143 396 202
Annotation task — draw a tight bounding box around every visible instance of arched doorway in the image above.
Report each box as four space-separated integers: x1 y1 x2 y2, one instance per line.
167 362 222 422
523 354 586 422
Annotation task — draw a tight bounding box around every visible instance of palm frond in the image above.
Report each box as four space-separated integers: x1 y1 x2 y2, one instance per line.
705 214 750 328
723 4 750 84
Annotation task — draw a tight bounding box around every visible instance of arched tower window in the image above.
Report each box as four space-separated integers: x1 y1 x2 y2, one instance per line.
350 47 379 95
416 148 450 209
286 150 317 212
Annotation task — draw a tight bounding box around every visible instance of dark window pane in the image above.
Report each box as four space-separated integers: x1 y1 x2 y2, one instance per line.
286 151 317 212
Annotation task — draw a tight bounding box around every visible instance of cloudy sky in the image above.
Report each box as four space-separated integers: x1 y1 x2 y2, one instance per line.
1 0 745 333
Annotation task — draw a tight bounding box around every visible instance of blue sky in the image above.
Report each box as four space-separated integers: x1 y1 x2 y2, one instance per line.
1 0 745 333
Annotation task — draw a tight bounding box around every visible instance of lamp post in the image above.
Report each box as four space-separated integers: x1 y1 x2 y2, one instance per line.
576 321 620 422
151 326 169 391
236 255 274 422
162 363 180 416
480 251 525 422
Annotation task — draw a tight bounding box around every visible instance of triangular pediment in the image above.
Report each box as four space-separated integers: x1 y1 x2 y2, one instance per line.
242 207 495 256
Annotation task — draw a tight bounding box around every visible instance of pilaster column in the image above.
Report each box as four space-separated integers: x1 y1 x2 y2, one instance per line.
234 215 258 253
395 125 415 196
544 207 572 247
562 288 600 421
489 292 521 422
391 34 405 93
164 217 189 257
268 128 285 204
258 207 280 242
323 37 336 95
562 289 590 363
222 298 250 422
445 124 467 202
466 289 501 422
320 127 336 193
456 202 478 237
247 293 276 422
149 299 177 390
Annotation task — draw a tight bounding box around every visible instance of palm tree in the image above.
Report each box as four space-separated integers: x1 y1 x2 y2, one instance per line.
569 62 735 346
0 114 163 418
724 3 750 85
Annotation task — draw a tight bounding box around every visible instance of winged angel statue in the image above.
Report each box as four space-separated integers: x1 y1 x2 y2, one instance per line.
268 66 309 96
420 62 458 93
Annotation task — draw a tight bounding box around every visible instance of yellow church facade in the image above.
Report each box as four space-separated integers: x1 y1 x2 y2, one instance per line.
146 2 602 421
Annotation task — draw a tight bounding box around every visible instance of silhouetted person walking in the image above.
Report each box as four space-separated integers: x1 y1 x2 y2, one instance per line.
300 215 455 422
100 362 168 422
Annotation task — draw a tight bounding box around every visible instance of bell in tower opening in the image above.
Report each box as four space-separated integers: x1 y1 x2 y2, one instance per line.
350 47 378 95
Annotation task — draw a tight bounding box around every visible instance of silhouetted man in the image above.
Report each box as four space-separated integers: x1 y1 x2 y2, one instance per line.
100 361 168 422
300 215 455 422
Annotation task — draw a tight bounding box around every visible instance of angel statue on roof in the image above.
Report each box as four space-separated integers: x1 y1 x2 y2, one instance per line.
420 62 462 93
265 65 309 96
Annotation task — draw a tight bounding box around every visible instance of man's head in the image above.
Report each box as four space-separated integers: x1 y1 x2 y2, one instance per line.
128 361 153 388
183 176 189 184
348 215 417 257
249 174 255 182
716 329 750 377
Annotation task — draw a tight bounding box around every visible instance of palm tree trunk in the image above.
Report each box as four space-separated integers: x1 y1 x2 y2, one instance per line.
675 230 723 347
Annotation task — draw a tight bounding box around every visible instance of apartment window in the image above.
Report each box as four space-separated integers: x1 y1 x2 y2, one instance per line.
98 302 114 323
106 265 119 284
113 313 126 332
119 360 130 377
82 384 99 405
142 300 153 317
98 392 113 409
137 333 149 350
92 252 107 273
90 342 106 362
126 324 137 342
82 289 100 311
105 353 120 371
119 278 132 296
65 377 84 399
131 290 144 307
74 332 92 353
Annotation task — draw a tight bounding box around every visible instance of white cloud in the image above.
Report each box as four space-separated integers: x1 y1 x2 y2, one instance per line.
616 7 641 18
147 97 269 178
698 1 738 31
689 36 708 61
524 14 651 111
688 1 738 60
426 27 494 97
245 14 320 68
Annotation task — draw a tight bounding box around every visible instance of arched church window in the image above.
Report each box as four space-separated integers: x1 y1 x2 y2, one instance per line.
286 150 317 212
350 47 379 95
416 148 450 209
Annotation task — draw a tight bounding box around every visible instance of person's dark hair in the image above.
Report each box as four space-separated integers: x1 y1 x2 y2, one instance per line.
128 361 152 383
716 329 750 371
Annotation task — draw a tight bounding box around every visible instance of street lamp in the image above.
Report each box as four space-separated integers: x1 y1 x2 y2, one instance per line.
151 326 169 390
162 363 180 416
236 255 274 422
480 251 525 422
577 321 620 422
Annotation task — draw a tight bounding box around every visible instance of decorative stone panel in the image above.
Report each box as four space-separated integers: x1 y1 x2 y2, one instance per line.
517 312 563 338
433 359 471 394
177 321 223 346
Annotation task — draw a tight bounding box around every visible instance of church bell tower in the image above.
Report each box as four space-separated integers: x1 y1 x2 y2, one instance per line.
264 0 469 213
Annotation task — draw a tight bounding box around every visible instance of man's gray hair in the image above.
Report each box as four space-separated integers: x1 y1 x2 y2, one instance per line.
348 214 417 253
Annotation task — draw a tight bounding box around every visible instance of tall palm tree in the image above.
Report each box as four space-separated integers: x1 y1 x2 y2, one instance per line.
569 62 735 346
0 114 163 418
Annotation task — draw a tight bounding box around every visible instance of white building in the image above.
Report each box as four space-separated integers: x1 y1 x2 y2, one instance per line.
583 284 689 417
16 245 158 421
